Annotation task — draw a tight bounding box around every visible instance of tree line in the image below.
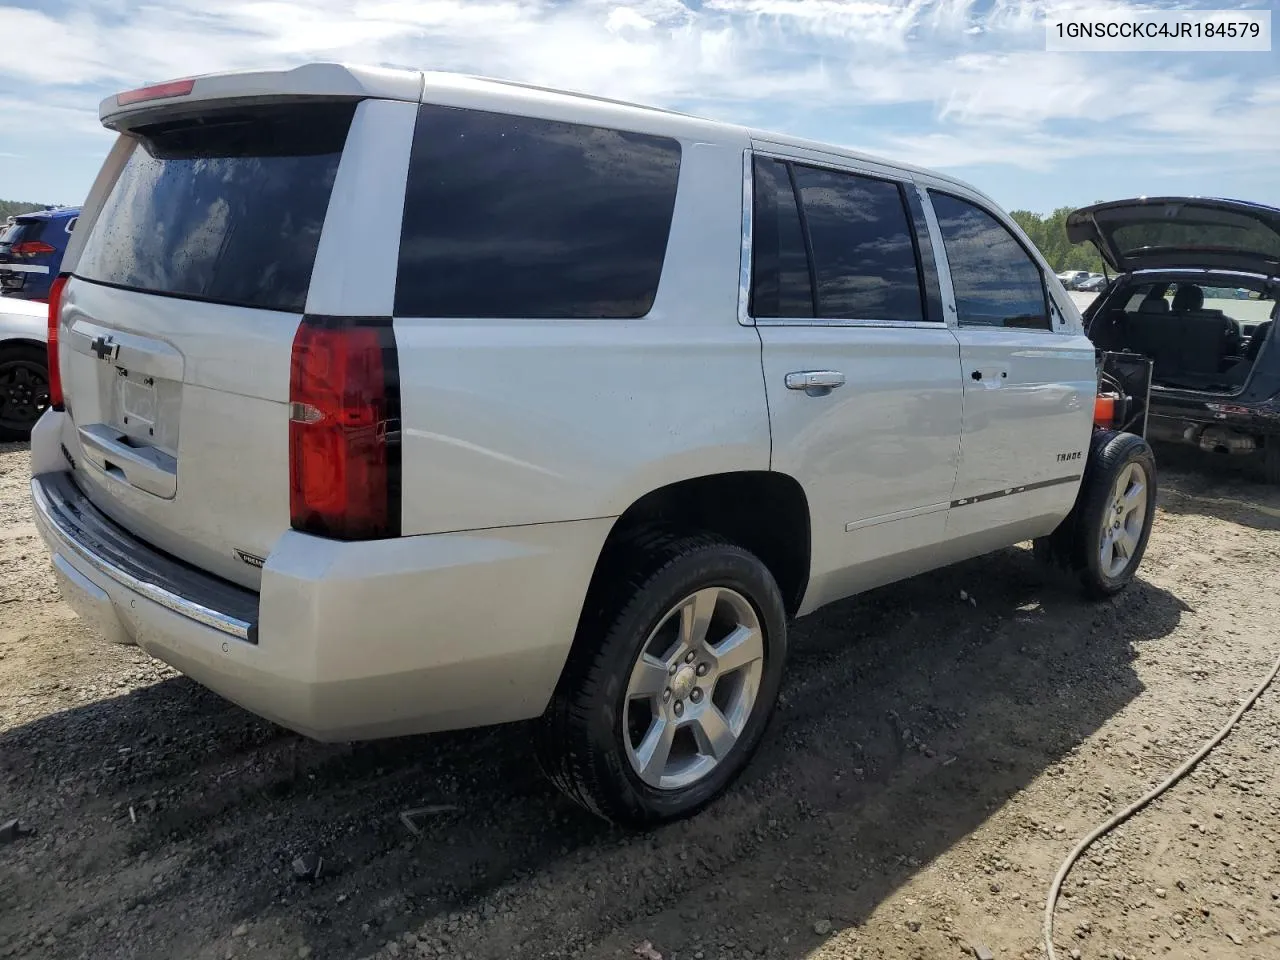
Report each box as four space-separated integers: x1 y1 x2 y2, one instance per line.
0 200 49 221
1008 206 1106 274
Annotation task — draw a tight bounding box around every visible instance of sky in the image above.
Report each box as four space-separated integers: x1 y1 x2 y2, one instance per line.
0 0 1277 215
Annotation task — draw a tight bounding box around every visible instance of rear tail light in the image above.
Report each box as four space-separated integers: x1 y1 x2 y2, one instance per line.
11 240 56 257
47 274 67 411
288 317 400 541
116 78 196 107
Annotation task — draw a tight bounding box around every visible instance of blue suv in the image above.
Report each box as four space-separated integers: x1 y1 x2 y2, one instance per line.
0 206 80 301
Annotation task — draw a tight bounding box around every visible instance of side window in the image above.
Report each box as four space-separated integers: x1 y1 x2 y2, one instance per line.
395 104 682 319
930 191 1051 330
790 164 925 323
1123 284 1157 311
750 157 813 318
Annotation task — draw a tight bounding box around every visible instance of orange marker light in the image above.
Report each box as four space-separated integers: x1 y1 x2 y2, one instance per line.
1094 393 1117 428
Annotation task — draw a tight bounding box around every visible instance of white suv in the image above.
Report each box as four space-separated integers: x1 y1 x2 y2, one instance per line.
30 63 1158 825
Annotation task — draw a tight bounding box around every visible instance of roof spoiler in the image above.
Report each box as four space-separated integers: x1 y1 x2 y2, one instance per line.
100 62 424 130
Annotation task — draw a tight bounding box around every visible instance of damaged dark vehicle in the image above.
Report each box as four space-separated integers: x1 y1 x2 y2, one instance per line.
1069 197 1280 482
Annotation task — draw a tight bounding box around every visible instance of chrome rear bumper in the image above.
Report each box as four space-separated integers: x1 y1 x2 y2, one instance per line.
30 471 258 641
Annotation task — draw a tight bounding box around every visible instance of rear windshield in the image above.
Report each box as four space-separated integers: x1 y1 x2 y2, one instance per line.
76 102 356 313
1 219 47 245
1108 212 1280 261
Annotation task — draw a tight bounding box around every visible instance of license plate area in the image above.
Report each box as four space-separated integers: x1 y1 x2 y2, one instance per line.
119 375 157 431
108 368 182 453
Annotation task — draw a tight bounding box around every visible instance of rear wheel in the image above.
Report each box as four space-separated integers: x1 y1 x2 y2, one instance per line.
1033 430 1158 598
537 530 787 826
0 344 50 441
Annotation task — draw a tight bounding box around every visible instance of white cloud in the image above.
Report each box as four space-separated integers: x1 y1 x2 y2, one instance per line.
605 7 657 32
0 0 1276 199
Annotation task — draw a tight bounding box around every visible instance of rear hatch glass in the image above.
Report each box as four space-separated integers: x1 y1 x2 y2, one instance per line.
1067 198 1280 275
59 101 356 588
76 102 356 311
0 217 52 291
0 218 47 246
1111 217 1280 263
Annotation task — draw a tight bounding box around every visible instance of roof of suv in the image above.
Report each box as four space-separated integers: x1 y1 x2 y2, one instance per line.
10 206 79 222
101 62 986 204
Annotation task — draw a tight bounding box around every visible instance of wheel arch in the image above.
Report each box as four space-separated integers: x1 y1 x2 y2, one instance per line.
0 338 47 356
588 470 812 618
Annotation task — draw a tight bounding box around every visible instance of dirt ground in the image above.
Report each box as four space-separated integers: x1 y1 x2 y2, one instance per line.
2 439 1278 960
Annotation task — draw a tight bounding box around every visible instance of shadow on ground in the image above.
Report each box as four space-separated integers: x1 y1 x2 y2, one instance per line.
0 546 1189 960
1153 441 1280 532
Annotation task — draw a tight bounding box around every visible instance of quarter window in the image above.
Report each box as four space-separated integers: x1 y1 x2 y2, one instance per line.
930 192 1051 330
395 104 682 319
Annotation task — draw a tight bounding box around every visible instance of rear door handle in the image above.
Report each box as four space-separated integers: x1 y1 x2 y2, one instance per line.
785 370 846 392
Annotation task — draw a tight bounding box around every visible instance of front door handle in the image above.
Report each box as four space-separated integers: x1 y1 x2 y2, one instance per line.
785 370 846 392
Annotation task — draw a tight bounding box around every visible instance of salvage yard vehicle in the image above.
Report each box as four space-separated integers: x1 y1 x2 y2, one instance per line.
1069 197 1280 482
0 292 49 439
0 205 80 302
30 64 1158 826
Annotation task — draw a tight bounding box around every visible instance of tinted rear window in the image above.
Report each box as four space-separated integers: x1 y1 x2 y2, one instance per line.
1109 215 1280 260
76 102 355 313
395 104 682 319
1 219 47 245
790 164 925 323
750 157 814 318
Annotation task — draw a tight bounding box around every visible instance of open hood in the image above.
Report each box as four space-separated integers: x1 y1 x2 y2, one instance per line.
1066 197 1280 276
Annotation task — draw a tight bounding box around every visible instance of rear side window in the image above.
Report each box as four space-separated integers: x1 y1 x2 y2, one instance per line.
749 157 929 323
751 158 814 318
395 104 682 319
791 164 925 323
930 192 1050 331
76 102 356 313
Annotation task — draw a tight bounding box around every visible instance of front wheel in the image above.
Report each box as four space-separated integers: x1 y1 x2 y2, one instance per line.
536 531 788 826
1034 430 1158 599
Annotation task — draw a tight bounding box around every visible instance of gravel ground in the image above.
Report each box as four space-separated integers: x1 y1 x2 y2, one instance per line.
1 439 1278 960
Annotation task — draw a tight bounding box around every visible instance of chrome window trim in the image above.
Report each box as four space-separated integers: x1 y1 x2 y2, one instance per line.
739 149 945 329
750 147 915 183
738 147 754 327
914 183 959 331
754 317 947 329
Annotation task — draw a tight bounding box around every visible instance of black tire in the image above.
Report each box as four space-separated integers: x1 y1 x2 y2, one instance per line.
1033 429 1158 599
536 529 788 826
0 344 50 441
